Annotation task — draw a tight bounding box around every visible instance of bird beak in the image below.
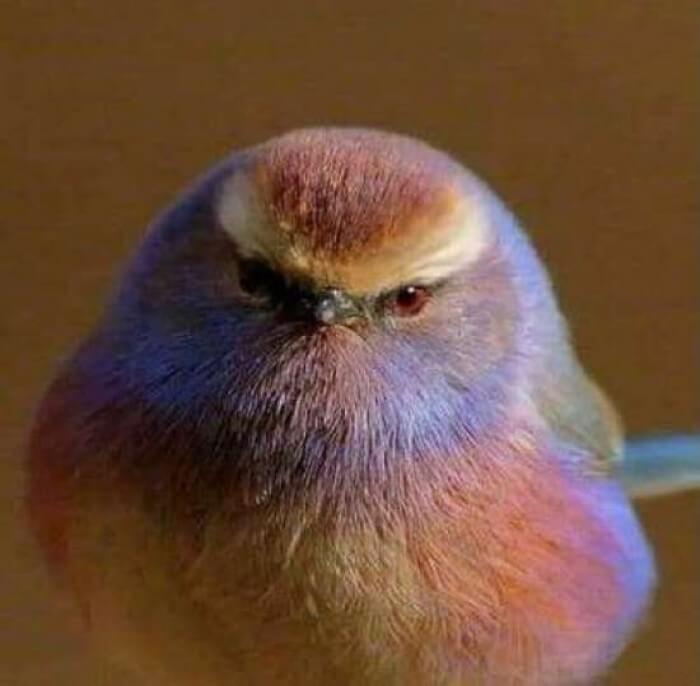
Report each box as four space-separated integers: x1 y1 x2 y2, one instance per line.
309 288 362 326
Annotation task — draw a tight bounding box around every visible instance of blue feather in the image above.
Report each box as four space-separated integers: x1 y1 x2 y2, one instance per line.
617 433 700 498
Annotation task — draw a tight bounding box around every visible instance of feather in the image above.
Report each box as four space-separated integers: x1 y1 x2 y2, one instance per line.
617 433 700 498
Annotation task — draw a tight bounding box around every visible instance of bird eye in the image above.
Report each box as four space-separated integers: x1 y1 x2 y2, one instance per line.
238 259 286 306
385 285 431 317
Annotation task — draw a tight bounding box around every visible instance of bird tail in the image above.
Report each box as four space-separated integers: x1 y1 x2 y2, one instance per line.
615 433 700 499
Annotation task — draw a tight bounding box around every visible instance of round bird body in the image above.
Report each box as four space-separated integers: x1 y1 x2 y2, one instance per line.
27 129 655 685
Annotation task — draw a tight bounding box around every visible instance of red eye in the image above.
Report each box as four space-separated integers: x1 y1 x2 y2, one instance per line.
388 285 431 317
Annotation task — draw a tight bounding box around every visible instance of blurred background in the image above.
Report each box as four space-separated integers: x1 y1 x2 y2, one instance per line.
2 2 697 684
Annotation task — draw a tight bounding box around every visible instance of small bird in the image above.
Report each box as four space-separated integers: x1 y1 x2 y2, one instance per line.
28 128 666 685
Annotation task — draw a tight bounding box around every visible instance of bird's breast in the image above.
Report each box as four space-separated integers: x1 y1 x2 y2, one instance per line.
35 430 654 686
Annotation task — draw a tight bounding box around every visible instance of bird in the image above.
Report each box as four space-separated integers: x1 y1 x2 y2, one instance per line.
26 127 665 686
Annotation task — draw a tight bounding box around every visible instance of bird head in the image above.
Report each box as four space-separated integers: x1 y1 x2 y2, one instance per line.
81 128 561 508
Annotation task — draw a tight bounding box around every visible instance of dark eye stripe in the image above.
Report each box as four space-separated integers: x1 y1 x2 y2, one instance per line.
238 259 286 305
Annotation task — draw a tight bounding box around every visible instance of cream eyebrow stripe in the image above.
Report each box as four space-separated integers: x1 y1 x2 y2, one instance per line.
215 174 491 293
216 174 277 259
333 203 491 294
393 213 489 284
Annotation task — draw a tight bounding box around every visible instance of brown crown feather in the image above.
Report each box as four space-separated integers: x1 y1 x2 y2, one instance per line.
251 128 462 260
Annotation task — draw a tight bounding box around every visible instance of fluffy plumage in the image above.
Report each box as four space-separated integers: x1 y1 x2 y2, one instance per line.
26 128 655 685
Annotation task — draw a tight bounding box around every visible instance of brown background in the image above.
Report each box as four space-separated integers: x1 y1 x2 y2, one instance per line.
2 2 698 684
